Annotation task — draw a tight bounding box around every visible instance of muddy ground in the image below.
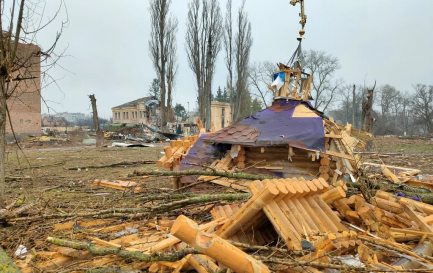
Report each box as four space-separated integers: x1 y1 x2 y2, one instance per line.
1 136 432 259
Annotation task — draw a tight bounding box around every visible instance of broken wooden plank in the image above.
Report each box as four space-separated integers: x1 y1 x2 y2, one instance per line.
171 215 270 273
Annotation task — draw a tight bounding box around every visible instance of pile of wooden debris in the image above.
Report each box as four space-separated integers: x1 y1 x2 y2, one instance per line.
12 174 433 272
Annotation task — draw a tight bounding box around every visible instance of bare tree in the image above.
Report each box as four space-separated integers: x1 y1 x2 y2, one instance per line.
149 0 177 127
338 85 351 124
411 84 433 134
232 2 253 121
378 84 400 117
223 0 234 102
248 61 274 108
302 50 340 112
166 18 177 122
186 0 223 131
0 1 64 201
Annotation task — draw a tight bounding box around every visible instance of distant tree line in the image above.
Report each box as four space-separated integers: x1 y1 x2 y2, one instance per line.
331 84 433 136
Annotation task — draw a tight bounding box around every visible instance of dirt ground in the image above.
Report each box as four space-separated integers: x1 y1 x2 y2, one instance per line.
1 143 171 254
1 136 432 261
363 136 433 174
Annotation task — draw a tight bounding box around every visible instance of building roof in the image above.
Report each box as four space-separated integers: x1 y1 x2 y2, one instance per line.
112 96 156 110
203 99 326 151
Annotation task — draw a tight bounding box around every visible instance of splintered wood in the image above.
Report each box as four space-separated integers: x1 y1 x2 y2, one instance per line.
216 178 346 251
16 177 433 273
157 135 199 169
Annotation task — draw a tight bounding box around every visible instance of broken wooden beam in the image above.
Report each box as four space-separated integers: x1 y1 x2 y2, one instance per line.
171 215 270 273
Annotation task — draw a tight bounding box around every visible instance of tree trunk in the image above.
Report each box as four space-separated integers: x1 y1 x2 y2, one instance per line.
351 84 356 127
0 87 6 202
159 1 167 127
89 94 102 147
167 79 173 122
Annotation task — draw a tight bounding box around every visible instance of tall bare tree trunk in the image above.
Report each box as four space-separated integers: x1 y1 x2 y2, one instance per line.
149 0 177 128
224 0 234 120
232 3 252 122
159 2 167 127
351 84 356 127
0 86 6 201
186 0 222 131
89 94 102 147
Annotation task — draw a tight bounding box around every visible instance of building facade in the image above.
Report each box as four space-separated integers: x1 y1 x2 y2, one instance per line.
112 97 160 125
6 43 41 135
211 101 232 131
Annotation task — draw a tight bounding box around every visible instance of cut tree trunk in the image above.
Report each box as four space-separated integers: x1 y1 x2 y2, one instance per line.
89 94 103 147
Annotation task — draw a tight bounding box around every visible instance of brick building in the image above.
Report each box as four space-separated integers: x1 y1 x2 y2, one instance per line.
6 43 41 135
112 97 160 125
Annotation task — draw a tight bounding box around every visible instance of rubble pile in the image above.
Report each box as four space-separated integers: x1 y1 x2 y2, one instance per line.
13 173 433 272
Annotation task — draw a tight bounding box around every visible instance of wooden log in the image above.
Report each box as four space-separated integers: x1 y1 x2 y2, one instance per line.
164 146 173 158
144 219 226 253
321 186 346 204
401 204 433 238
397 195 433 215
372 197 405 214
390 228 433 237
250 182 301 250
312 195 346 232
217 182 279 238
320 156 331 166
171 215 270 273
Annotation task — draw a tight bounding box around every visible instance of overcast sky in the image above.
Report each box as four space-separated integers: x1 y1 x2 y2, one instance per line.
35 0 433 118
